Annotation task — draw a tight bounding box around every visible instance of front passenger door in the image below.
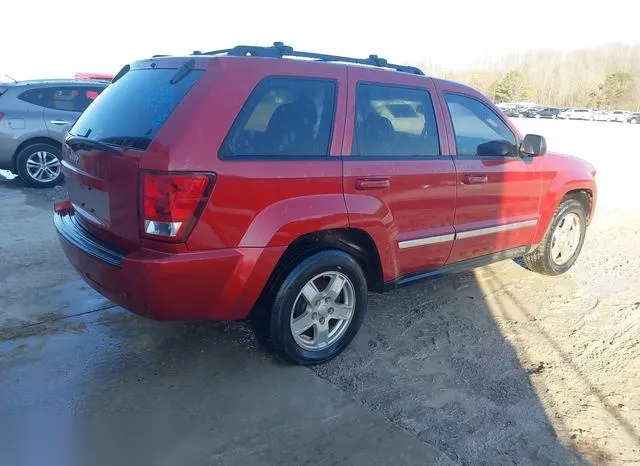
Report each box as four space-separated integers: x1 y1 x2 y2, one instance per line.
441 91 541 264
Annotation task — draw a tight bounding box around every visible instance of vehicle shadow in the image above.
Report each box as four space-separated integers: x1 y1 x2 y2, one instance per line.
312 265 591 465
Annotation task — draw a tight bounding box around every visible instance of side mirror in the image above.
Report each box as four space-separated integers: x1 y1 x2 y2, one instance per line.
521 134 547 157
477 139 517 157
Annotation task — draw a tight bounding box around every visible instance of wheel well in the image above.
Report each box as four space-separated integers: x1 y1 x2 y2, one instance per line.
12 137 62 170
257 229 384 310
563 189 593 222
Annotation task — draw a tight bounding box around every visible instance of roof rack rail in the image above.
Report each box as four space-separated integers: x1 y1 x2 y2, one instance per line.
198 42 424 75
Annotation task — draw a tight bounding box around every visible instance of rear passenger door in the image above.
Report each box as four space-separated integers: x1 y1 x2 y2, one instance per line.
342 68 457 281
209 65 349 249
43 86 103 138
438 89 541 263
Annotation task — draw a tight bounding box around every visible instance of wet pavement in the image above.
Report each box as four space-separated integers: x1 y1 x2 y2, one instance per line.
0 174 451 466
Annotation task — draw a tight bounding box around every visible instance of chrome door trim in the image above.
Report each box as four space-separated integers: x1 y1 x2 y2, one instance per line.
398 219 538 249
456 219 538 240
398 233 455 249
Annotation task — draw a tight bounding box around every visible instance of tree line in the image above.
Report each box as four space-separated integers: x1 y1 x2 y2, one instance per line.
423 44 640 110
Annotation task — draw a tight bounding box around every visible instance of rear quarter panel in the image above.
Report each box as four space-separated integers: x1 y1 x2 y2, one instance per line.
139 57 350 250
0 89 48 167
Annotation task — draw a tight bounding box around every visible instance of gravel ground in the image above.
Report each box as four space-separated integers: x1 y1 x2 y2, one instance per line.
0 120 639 465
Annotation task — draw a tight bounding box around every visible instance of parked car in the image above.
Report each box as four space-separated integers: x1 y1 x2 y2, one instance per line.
558 108 595 120
0 79 108 187
53 42 597 365
495 103 516 110
627 113 640 124
533 107 561 119
610 110 630 123
521 106 544 118
502 106 524 118
593 111 611 122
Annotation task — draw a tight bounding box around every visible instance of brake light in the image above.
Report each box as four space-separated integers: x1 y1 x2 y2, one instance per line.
0 112 4 121
140 172 215 241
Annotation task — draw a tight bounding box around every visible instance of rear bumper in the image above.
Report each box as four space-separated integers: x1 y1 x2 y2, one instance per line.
54 208 284 321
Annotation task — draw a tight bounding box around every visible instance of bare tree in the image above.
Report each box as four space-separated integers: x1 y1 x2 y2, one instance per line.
437 44 640 110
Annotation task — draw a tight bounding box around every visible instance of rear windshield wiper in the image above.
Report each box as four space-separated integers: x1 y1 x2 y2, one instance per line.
66 136 122 153
99 136 152 151
170 59 195 84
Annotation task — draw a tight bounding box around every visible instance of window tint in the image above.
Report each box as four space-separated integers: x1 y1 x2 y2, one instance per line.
352 84 440 157
221 78 336 157
18 88 48 107
70 69 203 150
444 93 517 157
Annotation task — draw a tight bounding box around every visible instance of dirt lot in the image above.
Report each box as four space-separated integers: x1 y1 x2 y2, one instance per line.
0 119 639 465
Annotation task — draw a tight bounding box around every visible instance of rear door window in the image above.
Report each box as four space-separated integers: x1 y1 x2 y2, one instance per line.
69 68 203 150
50 87 105 112
220 77 336 157
19 86 105 112
352 84 440 157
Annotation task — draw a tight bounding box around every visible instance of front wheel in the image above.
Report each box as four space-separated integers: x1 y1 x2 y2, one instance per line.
254 250 368 365
523 198 587 275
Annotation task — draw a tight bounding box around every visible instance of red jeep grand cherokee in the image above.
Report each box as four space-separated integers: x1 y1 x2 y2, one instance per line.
54 43 596 364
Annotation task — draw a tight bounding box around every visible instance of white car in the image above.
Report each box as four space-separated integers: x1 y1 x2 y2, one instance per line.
593 111 611 122
558 108 594 120
610 110 630 123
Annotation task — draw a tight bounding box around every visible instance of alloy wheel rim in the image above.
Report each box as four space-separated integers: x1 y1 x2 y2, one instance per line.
551 213 581 265
290 271 356 351
26 151 60 182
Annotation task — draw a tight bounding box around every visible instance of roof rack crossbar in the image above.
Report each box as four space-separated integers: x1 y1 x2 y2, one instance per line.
199 42 424 75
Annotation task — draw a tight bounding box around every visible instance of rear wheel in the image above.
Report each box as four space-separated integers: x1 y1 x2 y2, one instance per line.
630 118 638 124
15 143 63 188
253 250 368 365
523 198 587 275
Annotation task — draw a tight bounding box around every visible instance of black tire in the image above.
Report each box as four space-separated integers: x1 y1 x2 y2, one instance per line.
630 118 638 124
252 250 368 365
523 197 587 276
15 143 63 188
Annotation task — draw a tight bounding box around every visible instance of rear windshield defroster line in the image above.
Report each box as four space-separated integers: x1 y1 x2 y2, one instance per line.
69 67 204 151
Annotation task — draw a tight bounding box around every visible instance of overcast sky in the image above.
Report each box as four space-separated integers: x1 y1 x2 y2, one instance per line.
3 0 639 79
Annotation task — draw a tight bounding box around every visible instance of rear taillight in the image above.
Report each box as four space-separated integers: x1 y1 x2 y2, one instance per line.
140 172 215 241
0 112 4 121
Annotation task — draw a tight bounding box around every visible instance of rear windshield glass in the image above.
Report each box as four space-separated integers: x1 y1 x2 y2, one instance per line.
69 67 203 150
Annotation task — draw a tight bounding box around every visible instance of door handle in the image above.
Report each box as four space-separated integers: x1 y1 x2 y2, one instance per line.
355 178 390 190
462 174 488 184
50 120 71 125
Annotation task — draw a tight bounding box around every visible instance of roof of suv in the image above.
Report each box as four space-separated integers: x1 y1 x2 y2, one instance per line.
139 41 425 77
